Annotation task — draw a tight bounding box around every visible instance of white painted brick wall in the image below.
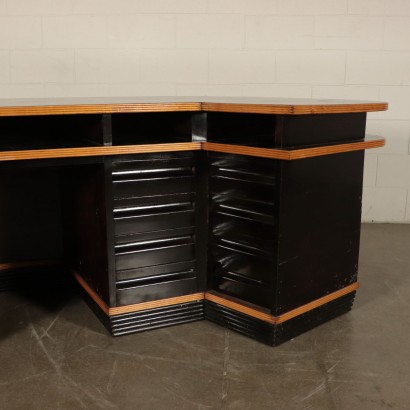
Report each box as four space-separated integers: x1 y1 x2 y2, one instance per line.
75 50 139 83
10 50 74 83
0 17 42 49
108 15 175 49
43 16 107 49
176 15 244 49
0 0 409 222
0 50 9 82
209 50 276 84
140 50 208 83
7 0 73 15
245 16 314 49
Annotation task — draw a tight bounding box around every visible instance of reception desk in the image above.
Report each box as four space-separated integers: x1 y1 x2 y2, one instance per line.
0 97 387 345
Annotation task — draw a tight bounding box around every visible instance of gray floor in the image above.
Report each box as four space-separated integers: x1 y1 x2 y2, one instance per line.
1 223 410 410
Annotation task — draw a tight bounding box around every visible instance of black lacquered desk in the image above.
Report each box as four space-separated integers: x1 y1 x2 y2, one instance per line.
0 97 387 345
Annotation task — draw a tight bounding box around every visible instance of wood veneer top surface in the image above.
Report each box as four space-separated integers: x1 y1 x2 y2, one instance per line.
0 96 387 116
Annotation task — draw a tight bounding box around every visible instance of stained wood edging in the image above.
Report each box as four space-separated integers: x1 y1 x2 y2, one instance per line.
0 263 359 324
72 271 359 324
73 272 111 315
203 137 385 160
201 102 388 115
73 271 204 316
206 283 359 325
0 259 60 271
0 103 202 117
0 142 202 162
0 101 387 117
109 293 205 315
0 138 384 162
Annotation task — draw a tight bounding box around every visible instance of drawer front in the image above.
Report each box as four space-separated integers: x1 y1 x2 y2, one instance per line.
210 210 274 243
113 176 195 199
112 153 194 174
116 260 195 282
210 174 275 204
112 154 195 200
212 239 274 286
116 241 195 272
212 276 272 309
114 208 195 236
116 277 198 306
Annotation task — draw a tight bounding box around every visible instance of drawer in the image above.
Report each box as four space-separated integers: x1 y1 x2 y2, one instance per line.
115 226 194 245
209 163 276 185
116 260 196 282
211 239 274 286
116 277 198 306
113 176 195 199
112 153 194 174
212 276 272 309
114 207 195 236
210 199 274 226
210 175 275 204
210 210 274 243
114 192 195 210
208 153 277 177
115 238 195 271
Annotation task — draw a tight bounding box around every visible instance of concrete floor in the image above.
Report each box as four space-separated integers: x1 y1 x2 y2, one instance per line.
0 223 409 410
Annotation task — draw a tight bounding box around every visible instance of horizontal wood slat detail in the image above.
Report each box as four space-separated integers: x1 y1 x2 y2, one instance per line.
203 137 385 160
0 142 202 162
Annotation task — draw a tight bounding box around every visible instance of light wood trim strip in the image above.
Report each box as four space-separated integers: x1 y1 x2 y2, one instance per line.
206 283 359 325
203 142 290 160
0 259 60 271
203 137 385 160
0 101 387 117
205 292 275 324
288 138 385 159
201 102 388 115
5 264 358 326
73 270 205 316
109 293 205 316
275 282 359 324
0 142 202 162
73 271 110 315
74 263 358 322
74 268 358 324
0 138 383 162
0 103 202 117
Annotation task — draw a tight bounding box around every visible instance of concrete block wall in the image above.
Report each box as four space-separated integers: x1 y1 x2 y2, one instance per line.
0 0 409 222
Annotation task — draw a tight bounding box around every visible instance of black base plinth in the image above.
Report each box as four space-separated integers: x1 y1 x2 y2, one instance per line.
79 284 205 336
204 292 356 346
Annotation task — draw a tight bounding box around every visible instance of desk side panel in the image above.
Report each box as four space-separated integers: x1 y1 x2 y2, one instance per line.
274 151 364 315
63 164 113 305
0 167 64 290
